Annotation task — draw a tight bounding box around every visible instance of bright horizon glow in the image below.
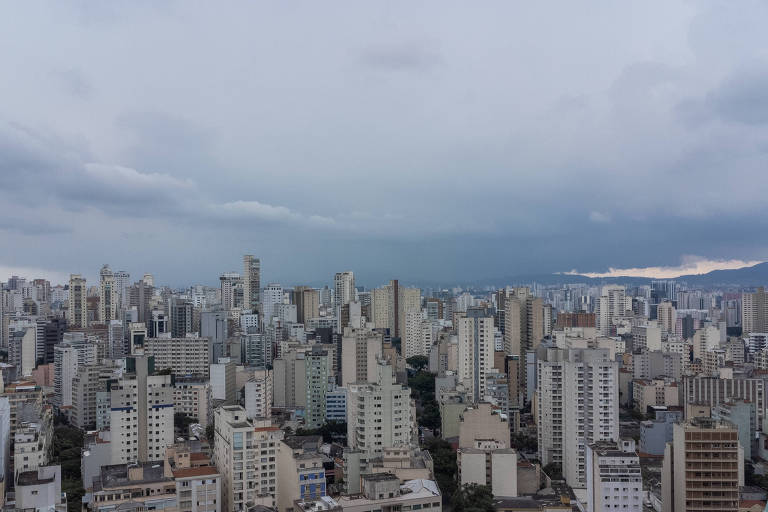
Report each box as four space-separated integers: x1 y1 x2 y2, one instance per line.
564 256 764 279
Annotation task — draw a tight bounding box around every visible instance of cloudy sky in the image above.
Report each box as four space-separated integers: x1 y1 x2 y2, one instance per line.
1 1 768 287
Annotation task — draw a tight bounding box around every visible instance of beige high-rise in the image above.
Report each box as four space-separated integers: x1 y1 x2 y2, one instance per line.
742 287 768 335
662 418 742 512
68 274 88 328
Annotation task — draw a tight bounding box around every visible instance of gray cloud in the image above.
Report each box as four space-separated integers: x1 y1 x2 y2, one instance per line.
1 2 768 286
359 42 443 72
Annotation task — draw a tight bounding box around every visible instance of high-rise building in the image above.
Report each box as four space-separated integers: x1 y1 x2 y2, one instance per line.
595 285 628 336
213 406 283 511
346 360 414 456
219 272 242 311
662 418 742 512
169 298 194 338
657 301 676 334
113 270 130 312
305 346 329 429
109 355 174 464
243 255 261 315
99 264 118 323
586 440 642 512
244 368 273 419
457 308 495 402
8 325 36 377
334 272 355 316
241 332 272 368
341 327 383 387
742 287 768 335
261 283 284 327
537 346 619 488
68 274 88 328
404 310 432 359
173 378 210 426
71 363 115 430
36 317 65 365
53 337 97 407
201 310 228 364
144 335 210 377
295 286 320 326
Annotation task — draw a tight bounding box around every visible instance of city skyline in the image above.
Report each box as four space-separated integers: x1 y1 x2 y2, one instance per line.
3 2 768 285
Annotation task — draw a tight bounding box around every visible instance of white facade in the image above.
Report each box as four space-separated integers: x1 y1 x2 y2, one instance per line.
346 361 414 456
457 314 495 402
537 346 619 489
109 356 174 464
245 369 273 419
144 336 210 377
261 283 284 326
586 441 642 512
213 406 283 511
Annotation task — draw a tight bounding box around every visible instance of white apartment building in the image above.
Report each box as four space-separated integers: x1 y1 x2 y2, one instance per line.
99 265 118 323
457 310 495 402
595 285 629 336
261 283 284 327
346 361 414 456
586 440 642 512
53 339 97 407
109 355 174 464
341 327 383 388
174 379 210 426
144 335 210 377
14 422 50 476
68 274 88 328
537 346 619 489
404 310 432 359
334 272 355 314
245 368 273 419
213 406 283 511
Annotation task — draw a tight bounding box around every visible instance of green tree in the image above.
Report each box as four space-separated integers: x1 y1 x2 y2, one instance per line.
406 355 429 371
452 484 495 512
51 426 85 512
156 367 173 375
175 413 196 433
205 424 215 446
423 438 457 502
543 462 563 480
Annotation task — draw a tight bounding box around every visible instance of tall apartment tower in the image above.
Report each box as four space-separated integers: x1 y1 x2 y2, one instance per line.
537 346 619 489
243 255 261 314
662 418 742 512
346 360 414 456
213 406 283 511
99 264 118 323
68 274 88 328
370 280 421 339
113 270 130 312
404 310 432 359
219 272 241 311
109 355 174 464
261 283 284 327
458 308 496 402
169 298 194 338
334 271 355 315
341 327 383 387
305 346 330 429
295 286 320 325
502 287 544 355
657 301 677 334
742 287 768 335
586 440 643 512
595 285 628 335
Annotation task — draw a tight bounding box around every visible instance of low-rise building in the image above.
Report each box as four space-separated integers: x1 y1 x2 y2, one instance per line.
334 475 441 512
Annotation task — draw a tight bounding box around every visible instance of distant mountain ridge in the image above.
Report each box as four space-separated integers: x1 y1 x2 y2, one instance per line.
413 262 768 290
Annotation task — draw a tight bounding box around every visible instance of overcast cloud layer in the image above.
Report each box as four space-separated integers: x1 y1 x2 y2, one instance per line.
2 2 768 287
